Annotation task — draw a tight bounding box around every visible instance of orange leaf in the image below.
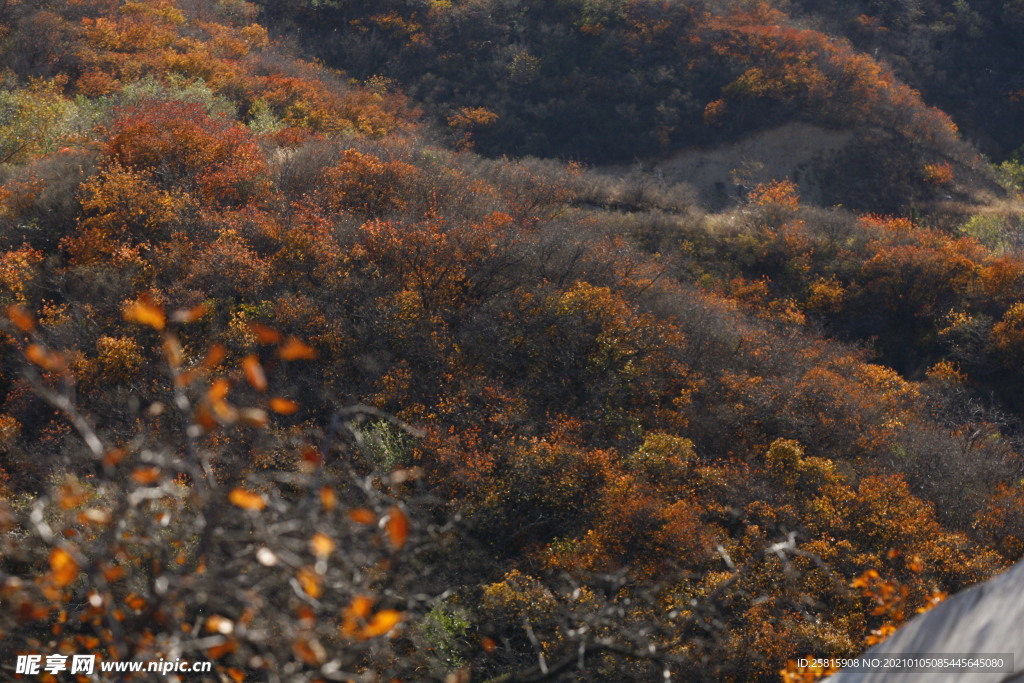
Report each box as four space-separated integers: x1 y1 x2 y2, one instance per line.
131 467 161 485
194 404 218 432
163 336 183 368
57 482 89 510
341 595 375 636
269 397 299 414
24 344 47 366
50 548 79 587
124 593 146 610
6 304 35 332
207 379 237 422
348 508 376 525
386 506 409 550
296 605 316 627
208 378 230 402
174 369 198 388
123 295 165 331
320 487 337 511
279 337 316 361
25 344 65 371
350 595 374 618
205 615 234 634
359 610 402 640
202 344 226 369
211 399 238 423
917 590 947 613
866 623 896 646
293 637 325 665
310 533 335 558
207 639 237 659
242 355 267 392
102 565 126 582
249 323 282 344
104 448 126 466
18 600 49 621
297 567 322 598
228 488 266 511
77 635 101 649
852 569 879 589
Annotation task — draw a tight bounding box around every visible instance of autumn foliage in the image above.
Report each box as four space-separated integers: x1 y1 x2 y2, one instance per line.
0 1 1023 682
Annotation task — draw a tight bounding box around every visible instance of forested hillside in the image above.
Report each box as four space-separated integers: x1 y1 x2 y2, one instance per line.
1 1 1023 681
255 0 1011 212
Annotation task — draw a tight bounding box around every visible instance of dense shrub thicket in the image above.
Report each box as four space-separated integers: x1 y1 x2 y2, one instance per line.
0 1 1023 681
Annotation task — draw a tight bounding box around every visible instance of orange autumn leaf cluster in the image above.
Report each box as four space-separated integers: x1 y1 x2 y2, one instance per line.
341 596 403 641
228 487 266 511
